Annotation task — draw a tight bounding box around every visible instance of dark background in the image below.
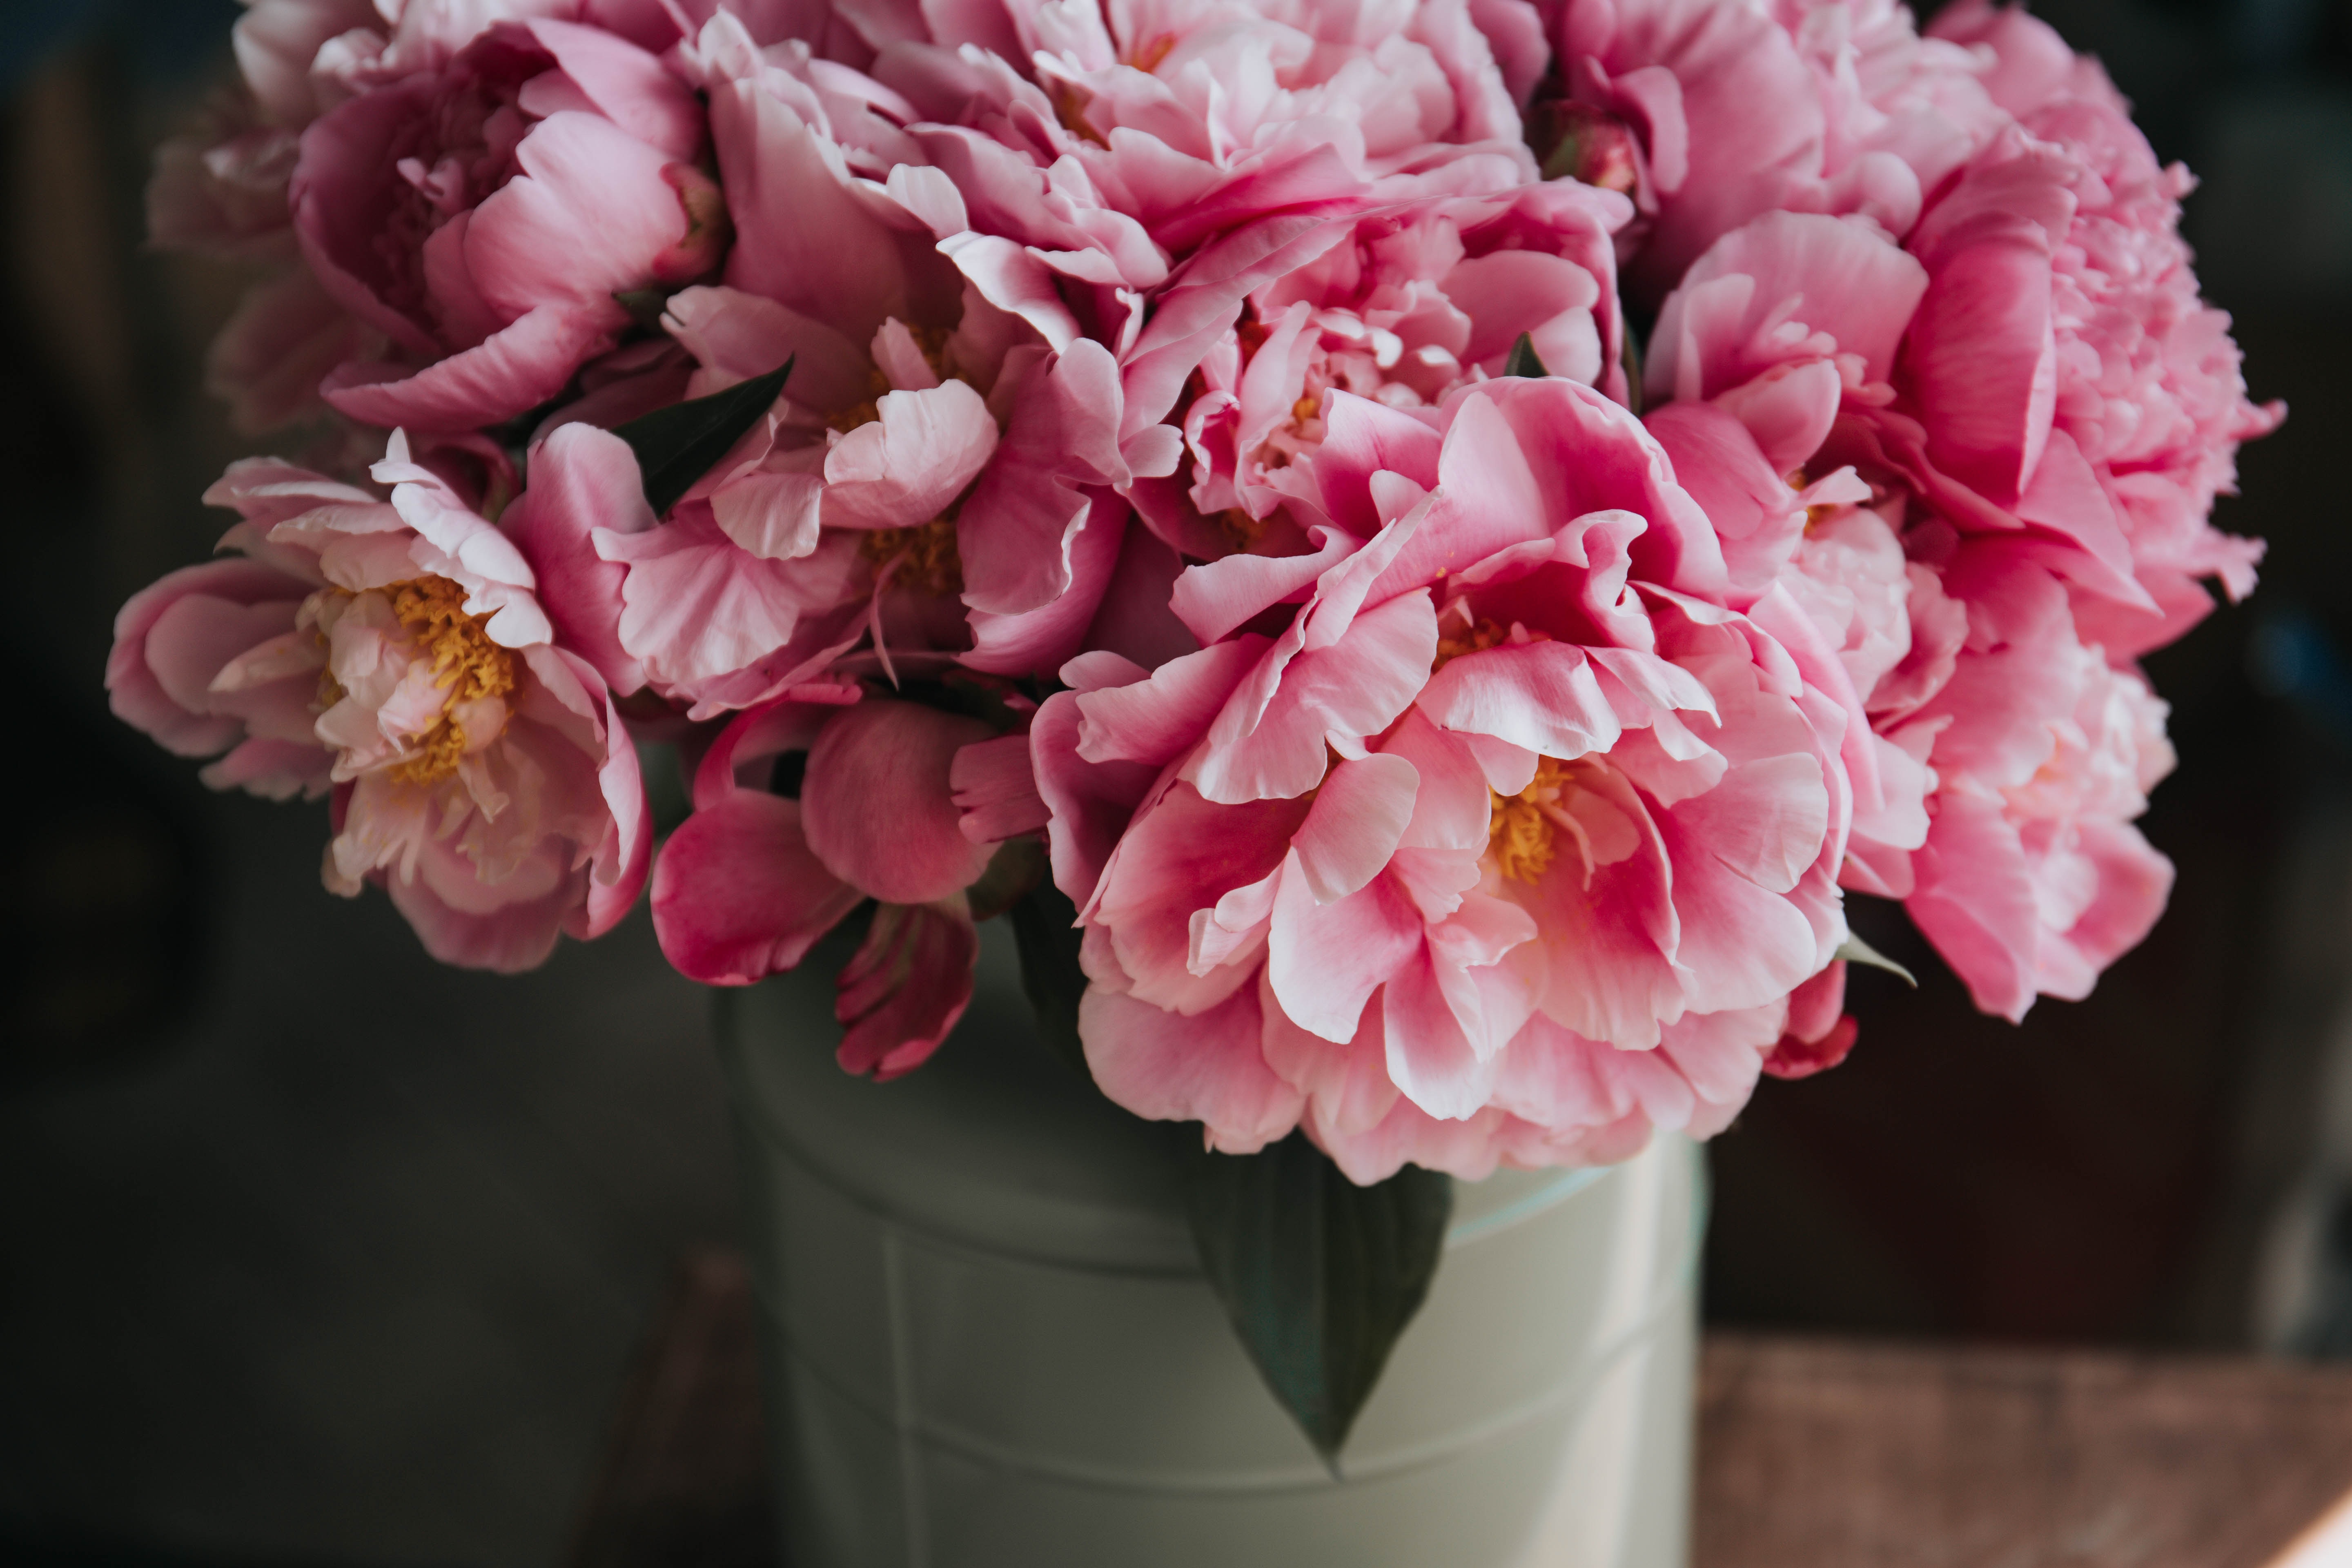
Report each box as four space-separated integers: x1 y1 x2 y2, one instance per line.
0 0 2347 1561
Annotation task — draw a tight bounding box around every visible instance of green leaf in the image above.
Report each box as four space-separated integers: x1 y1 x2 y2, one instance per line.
1179 1134 1452 1468
1502 331 1549 379
1621 328 1644 416
1836 930 1917 987
610 357 794 518
1007 882 1091 1079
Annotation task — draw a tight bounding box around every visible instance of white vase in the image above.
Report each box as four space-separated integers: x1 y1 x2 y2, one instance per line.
717 918 1702 1568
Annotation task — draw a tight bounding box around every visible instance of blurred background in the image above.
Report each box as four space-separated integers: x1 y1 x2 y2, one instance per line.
0 0 2348 1561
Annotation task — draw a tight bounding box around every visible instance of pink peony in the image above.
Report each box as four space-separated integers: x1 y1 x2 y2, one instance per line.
288 16 725 432
1881 0 2283 651
152 0 701 432
1140 180 1632 548
506 15 1184 718
1035 377 1855 1179
857 0 1547 483
651 685 1013 1077
107 435 650 973
1629 10 2273 1022
1884 526 2178 1020
1531 0 2002 298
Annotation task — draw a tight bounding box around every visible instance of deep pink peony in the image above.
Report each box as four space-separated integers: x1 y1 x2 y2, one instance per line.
287 16 724 432
107 435 650 972
151 0 704 432
1034 378 1855 1179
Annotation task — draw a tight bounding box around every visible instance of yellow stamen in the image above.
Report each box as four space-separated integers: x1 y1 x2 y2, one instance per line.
862 517 964 596
354 577 518 785
826 369 891 434
1487 756 1573 884
1051 81 1109 147
1125 33 1177 71
1216 508 1267 550
1432 616 1549 672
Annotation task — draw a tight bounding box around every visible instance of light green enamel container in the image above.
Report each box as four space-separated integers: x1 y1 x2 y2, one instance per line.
717 920 1701 1568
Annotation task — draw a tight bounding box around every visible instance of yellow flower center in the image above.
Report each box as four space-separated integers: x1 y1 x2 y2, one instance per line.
1125 32 1178 72
316 577 518 786
1433 615 1549 672
1487 755 1573 883
861 517 964 597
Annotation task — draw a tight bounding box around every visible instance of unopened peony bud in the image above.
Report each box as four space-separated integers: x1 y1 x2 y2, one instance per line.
1526 98 1639 195
652 163 731 286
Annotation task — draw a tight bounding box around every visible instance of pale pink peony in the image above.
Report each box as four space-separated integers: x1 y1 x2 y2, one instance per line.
651 685 1009 1077
1886 526 2178 1020
1034 377 1856 1179
107 435 650 973
287 16 725 432
1637 94 2270 1020
1530 0 2002 297
1874 0 2283 652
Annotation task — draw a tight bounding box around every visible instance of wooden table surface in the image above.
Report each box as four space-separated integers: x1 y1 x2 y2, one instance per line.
569 1251 2352 1568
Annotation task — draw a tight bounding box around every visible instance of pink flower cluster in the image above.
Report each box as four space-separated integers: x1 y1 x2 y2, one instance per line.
120 0 2274 1178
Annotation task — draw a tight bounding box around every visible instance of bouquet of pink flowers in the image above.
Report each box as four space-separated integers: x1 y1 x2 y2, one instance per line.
119 0 2276 1454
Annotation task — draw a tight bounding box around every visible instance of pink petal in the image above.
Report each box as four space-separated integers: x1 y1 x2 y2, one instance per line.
1904 226 2058 507
822 379 999 530
802 699 996 903
1292 753 1420 904
504 422 651 694
1382 951 1504 1121
518 18 703 161
1905 791 2039 1022
951 733 1050 844
323 304 615 430
835 899 979 1080
1031 687 1158 906
1417 641 1623 760
1267 860 1425 1043
652 792 862 984
1080 980 1305 1154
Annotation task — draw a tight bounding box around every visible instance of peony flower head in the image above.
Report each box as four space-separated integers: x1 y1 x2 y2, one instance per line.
290 15 724 431
1142 180 1632 547
1036 376 1857 1179
108 434 650 972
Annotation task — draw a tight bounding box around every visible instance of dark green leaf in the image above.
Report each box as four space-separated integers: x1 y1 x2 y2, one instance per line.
611 357 794 519
1621 328 1644 415
1502 331 1549 379
1180 1134 1452 1468
1008 882 1091 1079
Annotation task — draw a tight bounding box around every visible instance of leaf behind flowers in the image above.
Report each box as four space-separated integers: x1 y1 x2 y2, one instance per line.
1007 881 1091 1079
1178 1134 1452 1468
610 358 795 518
1502 332 1549 379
